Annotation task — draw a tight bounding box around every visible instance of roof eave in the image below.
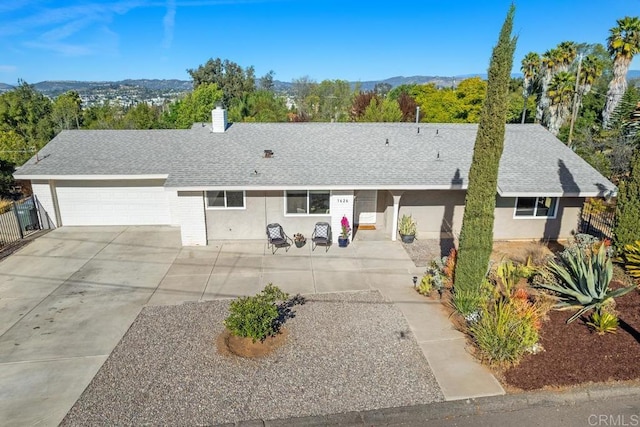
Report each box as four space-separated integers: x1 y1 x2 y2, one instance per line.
165 184 469 192
13 174 169 181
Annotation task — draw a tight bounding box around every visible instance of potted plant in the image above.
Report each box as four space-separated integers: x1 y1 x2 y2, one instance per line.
399 214 417 243
293 233 306 248
338 215 351 247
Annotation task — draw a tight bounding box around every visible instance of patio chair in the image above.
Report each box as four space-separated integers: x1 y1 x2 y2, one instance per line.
311 222 332 252
266 223 293 254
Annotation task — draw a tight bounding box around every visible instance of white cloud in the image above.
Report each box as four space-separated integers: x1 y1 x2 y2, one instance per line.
162 0 176 49
0 65 18 73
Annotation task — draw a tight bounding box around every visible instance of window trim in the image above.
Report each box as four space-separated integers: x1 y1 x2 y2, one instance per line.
205 190 246 210
284 190 331 216
513 196 558 219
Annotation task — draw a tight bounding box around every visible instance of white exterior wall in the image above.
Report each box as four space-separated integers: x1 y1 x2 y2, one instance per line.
166 190 181 226
31 180 57 228
175 191 207 246
330 190 354 242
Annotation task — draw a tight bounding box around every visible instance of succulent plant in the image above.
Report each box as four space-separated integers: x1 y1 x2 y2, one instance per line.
540 243 636 323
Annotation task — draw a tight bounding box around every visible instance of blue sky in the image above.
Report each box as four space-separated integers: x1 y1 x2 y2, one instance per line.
1 0 639 84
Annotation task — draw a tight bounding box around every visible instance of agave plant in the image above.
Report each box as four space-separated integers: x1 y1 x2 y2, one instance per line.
617 240 640 279
540 243 636 323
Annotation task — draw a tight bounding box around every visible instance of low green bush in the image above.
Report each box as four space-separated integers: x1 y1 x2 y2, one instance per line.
224 284 289 342
616 240 640 279
587 308 619 335
451 287 487 322
416 274 433 296
470 298 539 366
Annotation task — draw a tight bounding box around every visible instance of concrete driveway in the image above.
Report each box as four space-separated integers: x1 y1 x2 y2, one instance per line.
0 226 502 426
0 226 181 426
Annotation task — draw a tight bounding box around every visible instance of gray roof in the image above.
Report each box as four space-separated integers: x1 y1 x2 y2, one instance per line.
14 122 616 197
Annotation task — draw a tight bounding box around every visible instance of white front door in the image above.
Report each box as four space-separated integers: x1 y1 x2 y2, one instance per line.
354 190 377 225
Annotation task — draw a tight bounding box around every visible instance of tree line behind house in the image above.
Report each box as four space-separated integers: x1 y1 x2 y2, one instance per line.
0 18 639 194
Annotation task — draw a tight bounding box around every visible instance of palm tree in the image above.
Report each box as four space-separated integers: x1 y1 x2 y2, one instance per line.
535 48 559 123
602 16 640 128
537 43 578 127
577 55 604 106
547 71 576 135
567 54 604 144
556 41 578 72
520 52 540 123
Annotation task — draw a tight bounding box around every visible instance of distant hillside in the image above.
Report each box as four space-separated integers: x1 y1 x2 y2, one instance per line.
1 71 638 98
29 79 192 98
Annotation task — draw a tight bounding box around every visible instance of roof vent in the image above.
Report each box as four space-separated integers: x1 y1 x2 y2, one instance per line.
264 149 274 158
385 138 389 146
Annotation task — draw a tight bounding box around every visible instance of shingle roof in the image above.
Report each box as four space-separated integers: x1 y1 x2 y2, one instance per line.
14 122 616 197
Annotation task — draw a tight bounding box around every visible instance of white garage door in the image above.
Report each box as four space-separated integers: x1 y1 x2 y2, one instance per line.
56 180 171 226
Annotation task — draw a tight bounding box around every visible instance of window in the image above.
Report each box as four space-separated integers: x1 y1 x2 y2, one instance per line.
285 190 330 215
514 197 557 218
205 191 245 209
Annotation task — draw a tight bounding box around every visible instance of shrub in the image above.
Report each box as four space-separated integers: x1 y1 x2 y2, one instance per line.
469 298 539 366
616 240 640 279
224 284 289 342
540 243 636 323
587 308 619 335
451 287 488 322
443 248 457 286
417 264 446 297
0 199 12 214
416 274 433 296
613 150 640 251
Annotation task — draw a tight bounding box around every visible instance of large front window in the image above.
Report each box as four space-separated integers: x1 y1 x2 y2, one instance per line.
205 191 245 209
514 197 557 218
285 190 330 215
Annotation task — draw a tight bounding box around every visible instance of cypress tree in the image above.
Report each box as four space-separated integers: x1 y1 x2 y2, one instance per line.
453 6 517 297
614 150 640 250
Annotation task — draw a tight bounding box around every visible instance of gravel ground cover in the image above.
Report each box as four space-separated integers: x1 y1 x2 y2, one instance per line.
402 238 455 267
62 290 444 426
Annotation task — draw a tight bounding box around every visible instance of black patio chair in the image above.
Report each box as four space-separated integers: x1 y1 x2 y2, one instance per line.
311 222 332 252
266 223 293 254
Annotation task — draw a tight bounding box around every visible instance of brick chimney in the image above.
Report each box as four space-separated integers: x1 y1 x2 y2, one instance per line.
211 106 227 133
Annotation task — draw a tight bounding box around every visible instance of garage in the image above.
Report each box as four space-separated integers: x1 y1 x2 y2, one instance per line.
55 179 171 226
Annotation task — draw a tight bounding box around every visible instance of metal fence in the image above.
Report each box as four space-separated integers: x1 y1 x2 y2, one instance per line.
0 196 42 250
578 200 615 240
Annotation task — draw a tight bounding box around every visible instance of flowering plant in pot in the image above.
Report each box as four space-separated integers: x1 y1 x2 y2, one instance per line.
293 233 306 248
339 216 351 247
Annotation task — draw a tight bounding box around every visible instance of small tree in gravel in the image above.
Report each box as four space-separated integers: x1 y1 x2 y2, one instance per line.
224 284 289 342
453 5 517 313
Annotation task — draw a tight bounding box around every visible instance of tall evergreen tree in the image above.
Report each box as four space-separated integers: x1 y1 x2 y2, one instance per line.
453 6 517 298
614 150 640 250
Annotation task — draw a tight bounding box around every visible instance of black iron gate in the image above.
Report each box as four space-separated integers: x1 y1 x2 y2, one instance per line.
578 199 615 240
0 196 42 250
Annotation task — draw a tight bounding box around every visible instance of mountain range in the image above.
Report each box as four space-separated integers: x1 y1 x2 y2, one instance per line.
1 70 639 98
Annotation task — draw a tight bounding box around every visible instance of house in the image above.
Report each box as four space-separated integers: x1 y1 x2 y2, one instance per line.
14 107 616 247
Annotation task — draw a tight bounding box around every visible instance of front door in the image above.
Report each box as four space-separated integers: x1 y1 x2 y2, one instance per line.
354 190 377 225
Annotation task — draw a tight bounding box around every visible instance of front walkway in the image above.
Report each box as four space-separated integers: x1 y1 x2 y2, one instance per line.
0 227 502 426
147 238 505 401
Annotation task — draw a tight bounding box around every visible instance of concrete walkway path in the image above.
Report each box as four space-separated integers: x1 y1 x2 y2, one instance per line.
0 227 502 426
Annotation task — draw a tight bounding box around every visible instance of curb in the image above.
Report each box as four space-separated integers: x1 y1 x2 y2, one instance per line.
222 383 640 426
